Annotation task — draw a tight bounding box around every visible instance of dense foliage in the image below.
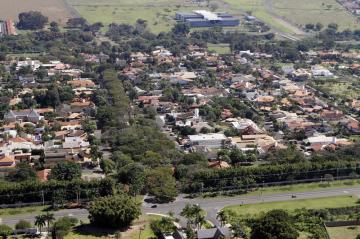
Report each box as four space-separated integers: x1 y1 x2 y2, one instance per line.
88 194 141 228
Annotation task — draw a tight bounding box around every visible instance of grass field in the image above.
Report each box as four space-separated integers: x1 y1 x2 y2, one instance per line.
327 226 360 239
223 0 358 33
224 195 359 216
207 43 231 54
67 0 220 33
0 205 49 217
0 0 75 25
272 0 359 31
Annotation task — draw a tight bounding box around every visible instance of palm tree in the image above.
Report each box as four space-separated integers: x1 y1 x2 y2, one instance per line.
216 210 227 227
44 212 55 233
34 215 46 233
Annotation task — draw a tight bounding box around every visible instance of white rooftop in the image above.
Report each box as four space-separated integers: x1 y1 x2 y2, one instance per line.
189 133 227 141
194 10 221 21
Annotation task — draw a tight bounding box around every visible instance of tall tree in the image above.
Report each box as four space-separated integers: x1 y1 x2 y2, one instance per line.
250 210 299 239
88 194 141 229
50 161 81 181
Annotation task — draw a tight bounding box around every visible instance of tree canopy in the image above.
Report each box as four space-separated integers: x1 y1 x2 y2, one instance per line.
88 194 141 228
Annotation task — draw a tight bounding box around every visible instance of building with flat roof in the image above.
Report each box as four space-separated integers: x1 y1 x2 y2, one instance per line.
175 10 239 27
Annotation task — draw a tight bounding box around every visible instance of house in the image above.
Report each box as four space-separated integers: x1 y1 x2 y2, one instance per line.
311 65 334 77
62 137 90 149
4 109 43 123
0 153 15 168
208 160 231 169
197 226 232 239
188 133 227 149
68 79 96 88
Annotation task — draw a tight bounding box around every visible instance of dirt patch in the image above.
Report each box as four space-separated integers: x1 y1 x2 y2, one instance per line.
0 0 77 25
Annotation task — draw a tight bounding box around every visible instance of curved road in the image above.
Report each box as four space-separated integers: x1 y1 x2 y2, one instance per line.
2 186 360 227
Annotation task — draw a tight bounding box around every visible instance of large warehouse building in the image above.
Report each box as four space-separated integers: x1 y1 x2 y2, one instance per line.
175 10 239 27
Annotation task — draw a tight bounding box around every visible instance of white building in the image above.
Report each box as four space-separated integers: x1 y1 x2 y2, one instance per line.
311 65 334 77
188 133 227 148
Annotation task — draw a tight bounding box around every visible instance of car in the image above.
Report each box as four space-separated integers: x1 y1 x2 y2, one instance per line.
151 205 157 208
291 195 297 198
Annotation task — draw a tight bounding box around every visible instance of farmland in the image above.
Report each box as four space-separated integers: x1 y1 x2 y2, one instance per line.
0 0 76 25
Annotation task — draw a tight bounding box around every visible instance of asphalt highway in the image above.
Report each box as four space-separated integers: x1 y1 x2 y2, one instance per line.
2 186 360 227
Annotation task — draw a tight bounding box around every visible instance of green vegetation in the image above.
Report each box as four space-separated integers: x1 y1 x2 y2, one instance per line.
223 0 358 33
67 0 211 33
0 205 49 217
225 195 358 216
88 194 141 229
327 226 360 239
207 43 231 54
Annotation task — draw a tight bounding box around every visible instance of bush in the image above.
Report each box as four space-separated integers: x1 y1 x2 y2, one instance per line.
15 220 32 230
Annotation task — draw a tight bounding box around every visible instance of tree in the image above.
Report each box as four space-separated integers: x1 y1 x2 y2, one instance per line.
250 210 299 239
146 167 178 203
100 159 115 175
0 225 12 239
180 204 205 229
50 21 60 32
52 217 78 239
7 162 37 182
44 212 55 233
15 220 31 230
50 161 81 181
150 217 176 236
216 210 227 227
88 194 141 229
17 11 48 30
117 163 146 195
35 215 46 233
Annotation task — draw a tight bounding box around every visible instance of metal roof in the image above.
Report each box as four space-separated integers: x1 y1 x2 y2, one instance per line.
194 10 221 21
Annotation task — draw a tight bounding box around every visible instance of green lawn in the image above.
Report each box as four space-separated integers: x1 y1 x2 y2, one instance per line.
0 205 49 217
327 226 360 239
202 179 360 199
272 0 359 31
64 215 161 239
207 43 231 54
65 233 111 239
224 195 359 216
223 0 358 33
67 0 227 33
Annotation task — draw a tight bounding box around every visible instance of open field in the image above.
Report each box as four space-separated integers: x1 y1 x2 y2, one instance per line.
202 179 360 198
207 43 231 54
272 0 359 31
0 0 76 25
327 226 360 239
0 205 49 217
67 0 217 33
223 0 359 32
224 195 359 216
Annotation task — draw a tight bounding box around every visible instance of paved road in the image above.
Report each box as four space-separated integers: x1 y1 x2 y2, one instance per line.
2 186 360 227
142 186 360 226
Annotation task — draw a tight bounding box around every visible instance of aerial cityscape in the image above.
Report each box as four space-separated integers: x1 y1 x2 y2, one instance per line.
0 0 360 238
